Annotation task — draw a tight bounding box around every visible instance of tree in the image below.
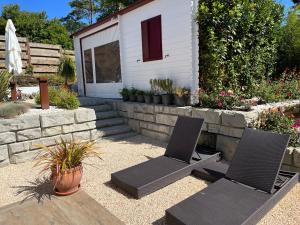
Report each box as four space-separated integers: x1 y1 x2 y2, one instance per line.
58 57 76 86
277 4 300 72
97 0 136 19
0 4 73 49
60 14 86 34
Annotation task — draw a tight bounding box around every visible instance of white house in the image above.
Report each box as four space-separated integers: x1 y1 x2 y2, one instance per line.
73 0 199 99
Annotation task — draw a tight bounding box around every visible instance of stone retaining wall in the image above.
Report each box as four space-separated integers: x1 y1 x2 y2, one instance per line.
111 100 300 173
0 108 97 167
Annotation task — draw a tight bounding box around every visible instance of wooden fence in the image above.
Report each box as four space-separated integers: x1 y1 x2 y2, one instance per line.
0 35 74 76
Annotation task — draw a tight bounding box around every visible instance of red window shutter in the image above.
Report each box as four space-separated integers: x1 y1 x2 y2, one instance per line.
141 20 150 61
141 15 163 62
149 15 162 60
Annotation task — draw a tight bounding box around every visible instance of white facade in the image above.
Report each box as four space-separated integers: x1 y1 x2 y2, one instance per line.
73 0 199 99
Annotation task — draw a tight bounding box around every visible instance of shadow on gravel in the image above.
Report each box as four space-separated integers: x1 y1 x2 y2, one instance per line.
12 176 54 204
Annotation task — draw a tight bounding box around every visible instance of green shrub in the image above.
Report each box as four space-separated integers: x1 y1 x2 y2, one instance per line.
55 88 80 109
35 87 79 109
0 102 31 118
0 70 12 101
35 86 59 105
15 74 65 87
197 0 283 94
255 111 299 147
58 57 76 85
198 89 243 110
119 88 130 98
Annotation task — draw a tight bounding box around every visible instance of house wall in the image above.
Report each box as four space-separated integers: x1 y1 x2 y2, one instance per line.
120 0 196 91
74 0 197 98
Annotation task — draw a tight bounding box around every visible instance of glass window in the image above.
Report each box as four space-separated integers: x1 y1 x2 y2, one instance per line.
94 41 121 83
84 49 93 83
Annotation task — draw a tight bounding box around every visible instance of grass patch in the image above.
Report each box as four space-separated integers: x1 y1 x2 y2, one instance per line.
0 102 32 119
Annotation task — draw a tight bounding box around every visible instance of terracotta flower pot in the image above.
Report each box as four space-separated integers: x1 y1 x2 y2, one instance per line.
51 165 83 196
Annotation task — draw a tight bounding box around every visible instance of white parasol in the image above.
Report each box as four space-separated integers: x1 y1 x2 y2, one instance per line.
5 19 22 75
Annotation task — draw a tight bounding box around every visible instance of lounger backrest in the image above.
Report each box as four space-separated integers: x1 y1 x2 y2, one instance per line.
226 128 289 193
165 116 204 164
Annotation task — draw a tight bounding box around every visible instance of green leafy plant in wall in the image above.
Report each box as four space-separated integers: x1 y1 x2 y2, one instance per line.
58 57 76 86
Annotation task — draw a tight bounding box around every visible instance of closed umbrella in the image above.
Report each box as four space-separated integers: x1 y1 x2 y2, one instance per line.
5 19 22 75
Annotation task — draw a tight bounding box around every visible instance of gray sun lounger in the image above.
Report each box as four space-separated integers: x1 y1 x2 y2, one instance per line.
111 116 220 199
166 128 299 225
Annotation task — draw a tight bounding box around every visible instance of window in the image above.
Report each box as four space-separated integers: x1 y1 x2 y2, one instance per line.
84 49 93 83
141 15 163 62
94 41 121 83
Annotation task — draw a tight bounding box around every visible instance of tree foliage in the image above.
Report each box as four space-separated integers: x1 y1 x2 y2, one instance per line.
197 0 284 95
277 4 300 72
0 4 73 49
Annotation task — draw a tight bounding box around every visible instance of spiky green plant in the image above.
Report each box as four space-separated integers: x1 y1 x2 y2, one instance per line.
0 70 12 101
58 57 76 86
34 138 102 174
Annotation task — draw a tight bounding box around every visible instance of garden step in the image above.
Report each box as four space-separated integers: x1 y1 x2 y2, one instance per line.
96 118 124 128
96 111 119 120
96 125 132 137
101 131 137 141
85 104 112 112
78 97 106 106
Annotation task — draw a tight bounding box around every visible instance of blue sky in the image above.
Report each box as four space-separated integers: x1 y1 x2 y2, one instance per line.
0 0 295 20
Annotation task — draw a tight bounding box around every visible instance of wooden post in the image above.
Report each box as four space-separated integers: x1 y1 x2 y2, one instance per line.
38 77 49 109
10 81 17 101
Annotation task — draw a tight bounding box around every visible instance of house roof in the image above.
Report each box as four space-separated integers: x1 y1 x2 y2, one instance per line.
72 0 155 37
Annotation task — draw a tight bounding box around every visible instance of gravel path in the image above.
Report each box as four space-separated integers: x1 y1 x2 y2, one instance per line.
0 135 299 225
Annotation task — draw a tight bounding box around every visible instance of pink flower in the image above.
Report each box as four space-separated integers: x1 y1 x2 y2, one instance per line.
217 101 223 108
219 91 226 97
287 92 292 97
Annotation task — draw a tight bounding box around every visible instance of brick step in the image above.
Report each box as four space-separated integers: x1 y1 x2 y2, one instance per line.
101 131 137 141
96 125 132 138
96 118 124 128
96 111 119 120
85 104 112 112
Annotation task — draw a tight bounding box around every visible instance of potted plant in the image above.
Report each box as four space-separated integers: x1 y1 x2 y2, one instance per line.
144 91 153 104
35 138 102 196
136 90 145 103
159 79 174 106
129 87 137 102
119 88 130 101
174 87 190 106
150 79 162 104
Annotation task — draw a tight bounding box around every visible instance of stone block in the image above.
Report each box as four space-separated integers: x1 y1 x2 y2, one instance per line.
40 112 75 128
90 129 99 141
10 149 41 164
219 126 244 138
128 119 140 132
216 135 240 161
42 126 62 137
8 141 30 154
0 145 9 167
72 131 91 141
133 104 154 114
0 132 16 144
154 105 192 116
198 132 217 148
192 108 222 124
156 114 178 126
283 147 294 165
0 115 40 133
74 108 96 123
141 129 169 142
293 147 300 168
140 121 170 134
221 111 259 128
207 124 220 133
62 121 96 133
17 128 42 141
134 113 155 122
30 134 72 150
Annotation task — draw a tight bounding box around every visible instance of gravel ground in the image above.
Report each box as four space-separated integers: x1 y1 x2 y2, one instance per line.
0 135 299 225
